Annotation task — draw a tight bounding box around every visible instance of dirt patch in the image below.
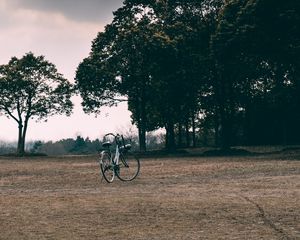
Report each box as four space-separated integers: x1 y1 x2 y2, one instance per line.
0 154 299 239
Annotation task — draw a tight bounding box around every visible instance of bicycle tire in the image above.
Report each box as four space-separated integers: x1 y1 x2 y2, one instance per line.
100 151 115 183
116 151 140 181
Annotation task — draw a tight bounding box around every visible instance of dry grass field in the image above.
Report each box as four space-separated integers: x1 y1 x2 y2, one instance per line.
0 150 299 240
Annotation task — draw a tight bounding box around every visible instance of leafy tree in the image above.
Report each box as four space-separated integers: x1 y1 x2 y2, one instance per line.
76 0 300 149
76 0 224 151
0 53 73 155
210 0 246 148
147 0 222 149
211 0 300 146
76 1 164 151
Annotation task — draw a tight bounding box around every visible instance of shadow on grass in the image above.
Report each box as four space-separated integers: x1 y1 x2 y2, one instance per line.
136 146 300 158
135 148 253 158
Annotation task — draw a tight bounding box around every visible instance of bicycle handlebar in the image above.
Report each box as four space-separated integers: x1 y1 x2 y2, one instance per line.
103 133 116 138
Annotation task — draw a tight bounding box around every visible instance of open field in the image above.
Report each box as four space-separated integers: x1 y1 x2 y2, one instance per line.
0 151 300 239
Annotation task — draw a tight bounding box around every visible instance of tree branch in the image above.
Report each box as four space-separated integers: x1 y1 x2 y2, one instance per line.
104 96 128 102
3 106 20 123
16 98 23 124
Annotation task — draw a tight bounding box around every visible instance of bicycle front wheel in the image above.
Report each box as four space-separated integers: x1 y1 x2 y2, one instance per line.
100 151 115 183
116 151 140 181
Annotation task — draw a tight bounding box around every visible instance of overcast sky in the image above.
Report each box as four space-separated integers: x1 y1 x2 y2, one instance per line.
0 0 136 142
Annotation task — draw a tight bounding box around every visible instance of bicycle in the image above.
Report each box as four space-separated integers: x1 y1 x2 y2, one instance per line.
98 133 140 183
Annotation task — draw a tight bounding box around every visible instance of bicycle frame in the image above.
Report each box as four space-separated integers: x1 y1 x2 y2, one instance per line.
101 133 123 170
112 144 120 167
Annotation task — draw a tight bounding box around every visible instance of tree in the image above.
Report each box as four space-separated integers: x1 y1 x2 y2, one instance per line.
211 0 300 146
75 0 224 151
76 1 163 151
233 0 300 144
0 53 73 155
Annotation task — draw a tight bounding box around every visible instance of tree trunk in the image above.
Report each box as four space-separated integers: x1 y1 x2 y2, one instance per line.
133 91 147 152
178 123 183 148
139 90 147 152
165 121 176 151
185 121 190 147
22 118 29 154
214 113 220 147
215 68 233 150
17 122 24 155
275 64 288 145
16 118 29 156
138 126 146 152
192 113 196 148
220 112 232 150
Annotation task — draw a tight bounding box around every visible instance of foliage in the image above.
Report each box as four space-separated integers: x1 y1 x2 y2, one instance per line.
73 0 300 150
211 0 300 146
0 53 74 155
75 0 219 151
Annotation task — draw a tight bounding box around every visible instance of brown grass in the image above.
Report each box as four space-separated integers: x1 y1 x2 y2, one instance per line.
0 152 299 240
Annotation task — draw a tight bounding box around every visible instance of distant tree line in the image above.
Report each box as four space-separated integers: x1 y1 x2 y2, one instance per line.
76 0 300 151
0 132 164 155
0 140 17 155
31 136 102 155
0 137 98 155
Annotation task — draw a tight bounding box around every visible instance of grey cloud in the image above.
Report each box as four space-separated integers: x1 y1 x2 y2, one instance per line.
9 0 124 23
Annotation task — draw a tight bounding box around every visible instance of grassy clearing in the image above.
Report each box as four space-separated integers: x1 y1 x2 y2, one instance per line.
0 152 299 239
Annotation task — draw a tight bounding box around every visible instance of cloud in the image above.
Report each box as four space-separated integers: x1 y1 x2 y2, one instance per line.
7 0 124 23
0 2 109 80
0 1 124 74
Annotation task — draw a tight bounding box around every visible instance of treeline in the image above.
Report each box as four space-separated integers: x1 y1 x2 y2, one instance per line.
75 0 300 150
0 137 100 155
0 140 17 155
32 137 101 155
0 133 164 155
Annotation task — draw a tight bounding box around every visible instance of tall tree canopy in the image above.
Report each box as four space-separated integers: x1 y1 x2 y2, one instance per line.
76 0 300 150
76 0 217 151
0 52 73 155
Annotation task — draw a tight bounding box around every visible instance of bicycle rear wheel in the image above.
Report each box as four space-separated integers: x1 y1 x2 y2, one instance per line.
116 151 140 181
100 151 115 183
